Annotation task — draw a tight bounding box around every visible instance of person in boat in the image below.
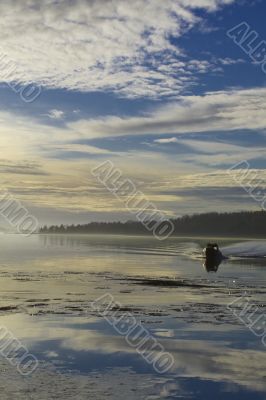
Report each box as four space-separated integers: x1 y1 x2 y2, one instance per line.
205 243 220 256
203 243 223 273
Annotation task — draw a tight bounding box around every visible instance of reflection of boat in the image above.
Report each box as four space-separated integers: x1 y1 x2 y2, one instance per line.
203 243 223 273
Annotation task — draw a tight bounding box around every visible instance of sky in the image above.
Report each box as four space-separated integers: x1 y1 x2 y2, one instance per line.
0 0 265 227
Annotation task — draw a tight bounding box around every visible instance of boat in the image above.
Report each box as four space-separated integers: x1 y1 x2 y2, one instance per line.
203 243 223 272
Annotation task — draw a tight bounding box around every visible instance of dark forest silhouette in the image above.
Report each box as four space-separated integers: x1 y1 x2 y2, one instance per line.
39 210 266 237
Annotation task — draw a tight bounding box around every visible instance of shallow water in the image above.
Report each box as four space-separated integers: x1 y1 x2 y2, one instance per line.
0 234 265 399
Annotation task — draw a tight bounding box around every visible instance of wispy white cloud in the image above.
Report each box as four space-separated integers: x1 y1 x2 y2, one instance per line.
67 87 266 138
154 137 179 144
217 57 245 65
47 109 65 120
0 0 236 99
0 0 263 223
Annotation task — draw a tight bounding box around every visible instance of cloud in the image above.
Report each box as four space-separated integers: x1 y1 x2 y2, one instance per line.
0 160 47 175
154 137 179 144
0 85 264 221
67 87 266 138
0 1 263 222
47 109 65 120
178 0 235 10
217 57 245 65
0 110 113 161
0 0 236 99
0 83 264 219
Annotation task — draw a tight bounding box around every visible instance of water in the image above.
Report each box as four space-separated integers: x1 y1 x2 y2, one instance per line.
0 234 265 399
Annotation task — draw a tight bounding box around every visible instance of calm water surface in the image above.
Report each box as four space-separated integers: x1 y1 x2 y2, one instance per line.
0 234 265 399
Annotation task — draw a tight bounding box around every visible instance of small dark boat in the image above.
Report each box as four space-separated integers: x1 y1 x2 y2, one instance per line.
203 243 223 272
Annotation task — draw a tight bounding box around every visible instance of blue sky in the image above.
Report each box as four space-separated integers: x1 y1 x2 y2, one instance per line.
0 0 265 225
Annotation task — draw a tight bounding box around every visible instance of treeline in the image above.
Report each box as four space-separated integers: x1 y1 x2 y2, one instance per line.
39 210 266 237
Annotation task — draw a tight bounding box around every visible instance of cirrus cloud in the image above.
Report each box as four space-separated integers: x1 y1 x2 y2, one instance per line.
67 87 266 138
0 0 236 99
